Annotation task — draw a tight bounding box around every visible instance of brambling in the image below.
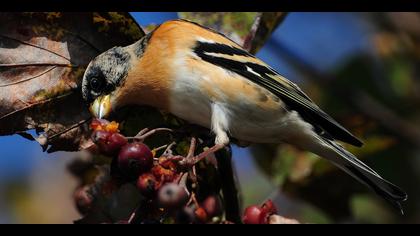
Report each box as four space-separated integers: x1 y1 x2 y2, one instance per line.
82 19 407 211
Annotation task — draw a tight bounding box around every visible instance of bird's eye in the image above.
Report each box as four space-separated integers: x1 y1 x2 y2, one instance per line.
90 77 105 93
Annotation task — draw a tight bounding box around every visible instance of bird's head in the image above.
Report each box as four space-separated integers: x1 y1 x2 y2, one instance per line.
82 46 132 119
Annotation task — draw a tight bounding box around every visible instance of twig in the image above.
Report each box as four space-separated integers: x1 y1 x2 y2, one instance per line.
244 12 288 54
351 91 420 146
215 145 242 224
126 128 173 142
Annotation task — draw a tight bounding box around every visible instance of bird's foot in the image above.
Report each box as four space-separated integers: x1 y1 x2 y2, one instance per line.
161 137 224 171
178 141 224 169
215 132 230 147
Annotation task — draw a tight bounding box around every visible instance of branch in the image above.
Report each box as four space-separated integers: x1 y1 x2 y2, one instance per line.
244 12 288 54
269 38 420 146
215 146 242 224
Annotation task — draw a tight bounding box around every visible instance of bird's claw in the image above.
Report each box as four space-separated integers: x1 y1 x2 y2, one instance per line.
178 142 224 169
161 137 224 171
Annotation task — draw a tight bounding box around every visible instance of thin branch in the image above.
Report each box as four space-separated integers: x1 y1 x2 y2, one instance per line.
215 145 242 224
244 12 288 54
351 91 420 146
270 38 420 147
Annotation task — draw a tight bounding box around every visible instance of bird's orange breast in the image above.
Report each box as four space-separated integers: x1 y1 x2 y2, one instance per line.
114 20 281 116
113 35 176 110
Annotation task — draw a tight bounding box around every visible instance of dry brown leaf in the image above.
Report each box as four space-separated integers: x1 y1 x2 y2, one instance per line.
0 12 144 152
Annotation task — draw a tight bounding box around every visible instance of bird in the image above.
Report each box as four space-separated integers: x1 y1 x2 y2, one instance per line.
81 19 407 212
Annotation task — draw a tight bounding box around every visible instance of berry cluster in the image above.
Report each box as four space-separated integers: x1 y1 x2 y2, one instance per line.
87 119 224 224
72 118 293 224
242 200 277 224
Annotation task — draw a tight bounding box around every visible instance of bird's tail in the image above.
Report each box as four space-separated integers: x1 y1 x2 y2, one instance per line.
308 136 408 213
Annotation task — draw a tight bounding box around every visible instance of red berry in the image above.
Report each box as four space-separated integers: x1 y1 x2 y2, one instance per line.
202 195 222 217
194 207 208 223
108 133 128 150
259 212 270 224
259 199 278 224
118 142 153 179
92 130 111 143
137 173 158 198
92 130 127 156
90 118 110 130
175 207 195 224
261 199 277 215
242 205 263 224
74 186 93 215
157 183 189 209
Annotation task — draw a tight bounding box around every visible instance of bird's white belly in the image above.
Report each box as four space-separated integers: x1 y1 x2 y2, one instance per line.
169 90 296 144
169 77 213 129
223 102 292 143
169 52 313 144
169 78 294 144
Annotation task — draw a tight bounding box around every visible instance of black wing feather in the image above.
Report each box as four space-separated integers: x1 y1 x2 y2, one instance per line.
193 41 363 147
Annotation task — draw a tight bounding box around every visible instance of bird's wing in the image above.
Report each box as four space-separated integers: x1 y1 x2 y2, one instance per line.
193 40 363 147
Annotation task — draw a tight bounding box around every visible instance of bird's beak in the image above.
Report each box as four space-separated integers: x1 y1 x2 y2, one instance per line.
89 94 112 119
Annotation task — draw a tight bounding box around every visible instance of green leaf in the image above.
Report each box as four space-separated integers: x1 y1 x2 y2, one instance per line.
178 12 287 54
350 194 395 223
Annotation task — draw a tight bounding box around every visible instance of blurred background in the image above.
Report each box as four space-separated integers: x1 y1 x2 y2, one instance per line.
0 12 419 223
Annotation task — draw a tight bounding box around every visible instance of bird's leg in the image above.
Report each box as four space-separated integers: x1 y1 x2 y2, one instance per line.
211 103 230 147
160 135 227 173
178 107 231 168
155 104 231 170
186 138 198 182
178 129 228 168
178 143 225 168
164 137 198 168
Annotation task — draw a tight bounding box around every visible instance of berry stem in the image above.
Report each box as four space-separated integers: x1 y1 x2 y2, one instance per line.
187 137 197 158
187 192 200 209
127 205 140 224
162 142 177 156
151 144 170 157
126 128 173 142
